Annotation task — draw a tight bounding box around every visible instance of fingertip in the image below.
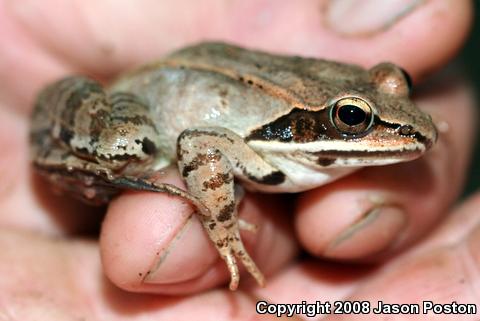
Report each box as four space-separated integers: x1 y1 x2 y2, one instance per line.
295 180 409 260
100 189 218 293
295 154 437 261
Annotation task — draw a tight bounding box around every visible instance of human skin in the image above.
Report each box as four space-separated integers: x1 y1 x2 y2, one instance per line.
0 0 477 320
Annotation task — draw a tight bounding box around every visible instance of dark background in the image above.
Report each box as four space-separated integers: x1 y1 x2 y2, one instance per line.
459 0 479 196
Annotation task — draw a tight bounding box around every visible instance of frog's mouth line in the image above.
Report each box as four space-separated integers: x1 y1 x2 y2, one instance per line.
255 143 420 169
307 147 424 164
275 146 424 169
376 119 436 150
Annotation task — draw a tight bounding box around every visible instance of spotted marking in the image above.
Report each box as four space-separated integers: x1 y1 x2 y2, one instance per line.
217 201 235 222
246 170 285 185
202 173 232 191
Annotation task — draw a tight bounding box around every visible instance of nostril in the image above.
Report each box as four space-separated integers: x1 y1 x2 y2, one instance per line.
398 124 414 136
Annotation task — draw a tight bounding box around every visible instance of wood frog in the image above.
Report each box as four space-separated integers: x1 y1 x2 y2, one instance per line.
30 42 437 290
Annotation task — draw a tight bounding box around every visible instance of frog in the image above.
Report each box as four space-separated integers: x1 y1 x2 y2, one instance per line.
30 42 438 291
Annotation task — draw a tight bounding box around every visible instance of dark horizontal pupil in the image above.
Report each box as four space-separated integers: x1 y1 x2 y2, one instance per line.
338 105 366 126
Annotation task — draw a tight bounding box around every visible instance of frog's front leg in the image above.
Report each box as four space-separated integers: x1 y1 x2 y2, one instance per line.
177 127 285 290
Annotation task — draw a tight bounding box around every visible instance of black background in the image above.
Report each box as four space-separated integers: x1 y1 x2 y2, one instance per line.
456 0 479 196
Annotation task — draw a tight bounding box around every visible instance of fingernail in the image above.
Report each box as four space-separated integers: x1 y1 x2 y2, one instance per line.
324 205 407 259
325 0 425 36
143 217 217 284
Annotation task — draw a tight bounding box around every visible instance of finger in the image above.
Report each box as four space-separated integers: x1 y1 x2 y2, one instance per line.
295 76 476 260
0 229 288 320
321 192 480 321
1 0 471 113
100 168 298 294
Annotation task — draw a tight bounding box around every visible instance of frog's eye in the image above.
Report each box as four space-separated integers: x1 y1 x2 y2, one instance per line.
330 97 374 136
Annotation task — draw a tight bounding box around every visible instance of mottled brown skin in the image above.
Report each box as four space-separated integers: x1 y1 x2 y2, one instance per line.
30 42 437 290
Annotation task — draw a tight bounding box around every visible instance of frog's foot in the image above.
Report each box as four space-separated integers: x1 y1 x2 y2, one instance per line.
217 229 265 290
223 251 240 291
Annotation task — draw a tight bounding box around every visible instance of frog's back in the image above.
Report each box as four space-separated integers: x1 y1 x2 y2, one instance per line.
165 42 368 105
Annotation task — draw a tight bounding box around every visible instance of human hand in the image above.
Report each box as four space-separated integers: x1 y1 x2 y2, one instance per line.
0 0 476 319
